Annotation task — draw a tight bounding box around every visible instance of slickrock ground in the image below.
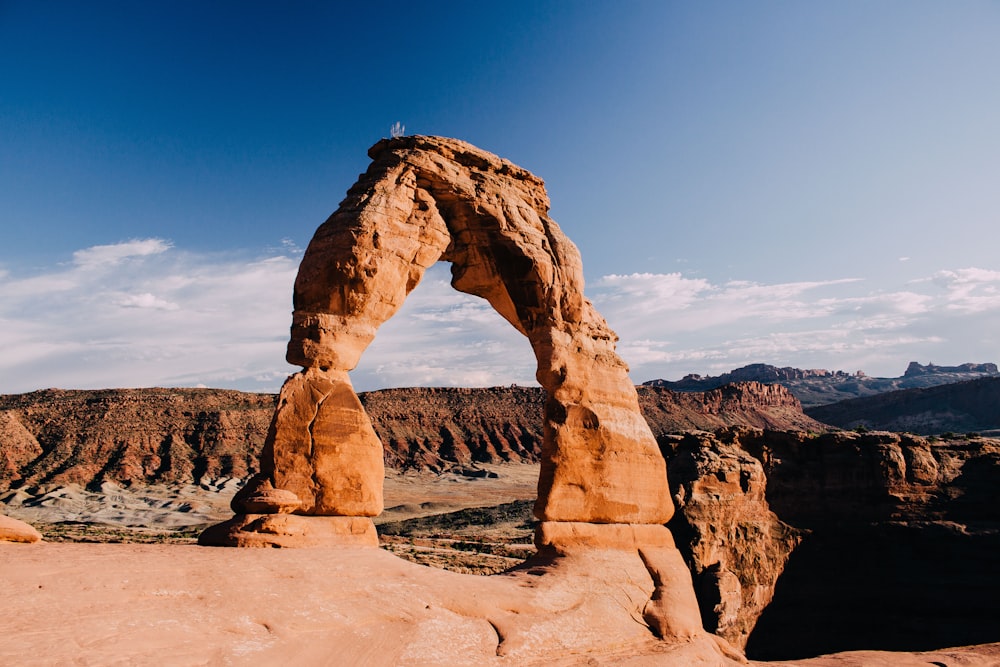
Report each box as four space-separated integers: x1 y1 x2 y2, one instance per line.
3 542 999 666
1 542 743 666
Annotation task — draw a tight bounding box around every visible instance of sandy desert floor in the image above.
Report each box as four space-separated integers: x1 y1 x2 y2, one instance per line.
1 463 539 532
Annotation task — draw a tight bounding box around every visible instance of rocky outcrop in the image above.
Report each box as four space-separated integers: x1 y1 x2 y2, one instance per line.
0 514 42 543
711 428 1000 660
661 431 803 650
805 376 1000 435
651 428 1000 658
646 361 999 408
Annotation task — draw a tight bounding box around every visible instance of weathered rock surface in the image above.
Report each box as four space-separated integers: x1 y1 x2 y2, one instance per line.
0 388 274 490
0 513 41 543
0 542 749 665
1 382 822 490
661 431 804 650
713 428 1000 660
260 368 384 517
806 375 1000 435
277 134 672 529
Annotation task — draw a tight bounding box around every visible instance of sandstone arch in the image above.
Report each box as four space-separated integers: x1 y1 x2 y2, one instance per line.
201 136 674 548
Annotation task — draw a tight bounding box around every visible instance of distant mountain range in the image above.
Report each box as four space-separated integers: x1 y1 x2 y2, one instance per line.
643 362 999 408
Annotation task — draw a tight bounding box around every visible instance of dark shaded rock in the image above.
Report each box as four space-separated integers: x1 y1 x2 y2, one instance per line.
806 376 1000 435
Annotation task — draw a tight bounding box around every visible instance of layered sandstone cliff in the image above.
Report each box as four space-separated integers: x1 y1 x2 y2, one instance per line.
0 382 822 489
0 388 275 490
690 428 1000 660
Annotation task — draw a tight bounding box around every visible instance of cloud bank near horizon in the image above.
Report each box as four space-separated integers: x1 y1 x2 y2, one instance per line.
2 239 998 394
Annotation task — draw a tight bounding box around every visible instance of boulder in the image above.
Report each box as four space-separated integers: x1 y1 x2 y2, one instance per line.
0 514 42 543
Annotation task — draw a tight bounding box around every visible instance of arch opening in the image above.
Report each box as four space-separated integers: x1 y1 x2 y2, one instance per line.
201 136 675 550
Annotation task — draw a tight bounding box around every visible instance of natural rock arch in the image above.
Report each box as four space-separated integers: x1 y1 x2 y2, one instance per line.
201 136 674 549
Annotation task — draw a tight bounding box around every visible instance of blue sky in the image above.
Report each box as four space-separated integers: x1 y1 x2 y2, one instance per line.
2 1 999 393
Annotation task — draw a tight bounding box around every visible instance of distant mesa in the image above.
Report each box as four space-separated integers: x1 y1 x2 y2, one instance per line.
645 361 999 408
903 361 998 377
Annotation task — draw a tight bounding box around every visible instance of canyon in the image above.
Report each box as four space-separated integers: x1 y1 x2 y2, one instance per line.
3 383 998 659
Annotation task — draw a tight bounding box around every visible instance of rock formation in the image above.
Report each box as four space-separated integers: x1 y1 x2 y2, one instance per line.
805 376 1000 435
661 431 803 650
203 136 675 550
0 514 41 543
196 134 717 648
1 382 822 490
646 361 1000 408
712 428 1000 659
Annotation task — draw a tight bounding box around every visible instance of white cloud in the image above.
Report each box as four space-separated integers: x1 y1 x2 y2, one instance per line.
72 238 172 268
0 239 298 393
115 292 179 310
932 268 1000 313
592 268 1000 382
2 241 1000 393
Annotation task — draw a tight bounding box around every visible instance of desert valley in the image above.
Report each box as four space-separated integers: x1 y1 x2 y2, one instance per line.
5 135 1000 666
4 363 1000 665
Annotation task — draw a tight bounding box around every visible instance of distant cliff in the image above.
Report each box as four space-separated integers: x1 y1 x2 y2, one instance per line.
0 388 276 490
644 361 999 407
805 376 1000 435
0 382 822 489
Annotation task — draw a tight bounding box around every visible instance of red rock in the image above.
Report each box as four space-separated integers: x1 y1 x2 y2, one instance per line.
0 514 42 543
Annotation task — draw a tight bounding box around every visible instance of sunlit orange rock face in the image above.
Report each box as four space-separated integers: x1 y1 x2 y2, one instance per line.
204 135 673 546
0 514 41 543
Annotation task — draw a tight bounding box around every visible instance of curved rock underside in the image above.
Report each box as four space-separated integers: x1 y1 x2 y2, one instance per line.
203 136 674 549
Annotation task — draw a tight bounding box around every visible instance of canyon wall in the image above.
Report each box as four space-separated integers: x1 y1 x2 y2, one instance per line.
672 428 1000 660
0 382 820 489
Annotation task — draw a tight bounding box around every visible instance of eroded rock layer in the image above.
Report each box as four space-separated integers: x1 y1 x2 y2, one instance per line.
662 431 804 650
701 428 1000 660
0 382 823 489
